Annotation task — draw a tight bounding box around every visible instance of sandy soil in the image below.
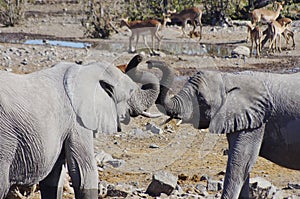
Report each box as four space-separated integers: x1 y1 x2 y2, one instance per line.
1 2 300 198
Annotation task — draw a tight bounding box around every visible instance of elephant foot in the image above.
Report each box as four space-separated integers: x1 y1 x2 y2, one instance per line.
74 188 98 199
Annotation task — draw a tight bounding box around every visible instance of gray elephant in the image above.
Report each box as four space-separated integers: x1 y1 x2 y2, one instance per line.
147 60 300 199
0 55 160 199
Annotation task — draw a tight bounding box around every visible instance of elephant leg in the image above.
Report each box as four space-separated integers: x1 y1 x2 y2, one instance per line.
240 175 250 197
40 150 66 199
0 162 10 198
221 127 264 199
66 132 98 199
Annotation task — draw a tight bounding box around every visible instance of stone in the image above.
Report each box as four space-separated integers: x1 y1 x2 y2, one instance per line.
94 151 125 168
217 170 226 176
191 174 201 182
21 59 27 65
106 184 128 198
223 148 229 156
146 170 178 197
195 184 209 196
95 151 114 166
98 181 108 198
249 177 277 199
231 46 250 57
107 159 125 168
5 68 13 72
207 179 223 191
149 143 159 148
173 184 184 196
132 128 151 138
146 122 163 134
200 174 209 181
288 183 300 189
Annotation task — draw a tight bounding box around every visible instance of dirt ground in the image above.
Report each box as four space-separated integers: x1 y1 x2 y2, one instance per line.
1 2 300 198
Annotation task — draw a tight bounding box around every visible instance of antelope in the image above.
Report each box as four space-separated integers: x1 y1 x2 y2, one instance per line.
277 17 292 27
251 1 283 26
261 17 295 51
277 17 295 49
268 19 287 52
281 28 296 49
120 16 170 55
246 23 263 57
247 2 283 42
168 7 203 40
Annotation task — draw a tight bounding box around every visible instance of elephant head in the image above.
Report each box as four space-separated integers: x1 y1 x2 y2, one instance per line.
64 55 160 133
123 54 160 119
147 60 272 134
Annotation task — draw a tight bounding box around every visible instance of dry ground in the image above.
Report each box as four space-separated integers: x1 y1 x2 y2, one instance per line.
1 2 300 198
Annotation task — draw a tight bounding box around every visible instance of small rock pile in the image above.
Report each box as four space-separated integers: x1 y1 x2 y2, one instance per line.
96 169 300 199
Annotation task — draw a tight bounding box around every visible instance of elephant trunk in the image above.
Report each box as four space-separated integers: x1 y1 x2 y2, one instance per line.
125 55 160 117
147 60 186 119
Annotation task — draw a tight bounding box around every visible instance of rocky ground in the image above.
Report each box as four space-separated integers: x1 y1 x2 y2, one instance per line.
1 2 300 199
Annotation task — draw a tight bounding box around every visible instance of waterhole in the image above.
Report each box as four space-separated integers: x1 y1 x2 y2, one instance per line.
94 41 235 57
24 39 92 48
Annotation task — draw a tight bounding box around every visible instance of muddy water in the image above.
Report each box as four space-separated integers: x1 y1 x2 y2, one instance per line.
24 39 91 48
0 31 233 56
161 42 233 56
94 41 234 57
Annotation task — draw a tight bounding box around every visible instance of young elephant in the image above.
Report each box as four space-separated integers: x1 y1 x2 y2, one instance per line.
148 60 300 199
0 55 160 199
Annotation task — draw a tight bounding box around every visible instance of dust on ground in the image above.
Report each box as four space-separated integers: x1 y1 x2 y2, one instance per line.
1 2 300 198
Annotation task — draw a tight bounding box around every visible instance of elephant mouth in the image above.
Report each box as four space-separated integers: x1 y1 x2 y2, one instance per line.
119 112 131 125
129 105 162 119
161 116 183 126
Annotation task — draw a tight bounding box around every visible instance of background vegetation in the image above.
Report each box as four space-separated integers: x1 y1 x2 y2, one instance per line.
0 0 25 26
0 0 299 38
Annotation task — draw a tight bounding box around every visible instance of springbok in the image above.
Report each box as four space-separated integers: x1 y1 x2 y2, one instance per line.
268 19 289 52
251 1 283 26
120 16 170 55
277 17 292 27
247 1 283 42
168 7 203 40
262 17 296 49
246 23 263 57
277 17 295 49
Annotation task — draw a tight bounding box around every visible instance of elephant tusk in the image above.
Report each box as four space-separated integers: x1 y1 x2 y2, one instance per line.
160 117 173 126
160 117 183 126
176 119 183 126
141 111 162 118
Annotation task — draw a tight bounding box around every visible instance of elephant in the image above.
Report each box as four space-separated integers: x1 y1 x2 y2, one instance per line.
147 60 300 199
0 54 160 199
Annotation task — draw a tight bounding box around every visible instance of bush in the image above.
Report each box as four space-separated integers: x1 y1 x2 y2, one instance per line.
80 0 202 39
0 0 25 26
81 0 126 39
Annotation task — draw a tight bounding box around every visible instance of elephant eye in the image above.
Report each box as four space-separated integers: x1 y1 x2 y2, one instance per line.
225 87 240 94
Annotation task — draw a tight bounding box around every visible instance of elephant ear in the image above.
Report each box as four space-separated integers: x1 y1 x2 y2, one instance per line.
209 73 272 134
64 62 125 133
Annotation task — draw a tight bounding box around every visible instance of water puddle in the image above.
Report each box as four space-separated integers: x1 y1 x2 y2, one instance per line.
21 37 233 56
95 41 234 57
24 39 92 48
161 42 234 56
283 67 300 74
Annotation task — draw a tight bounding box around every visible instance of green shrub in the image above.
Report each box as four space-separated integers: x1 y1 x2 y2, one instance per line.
80 0 202 39
0 0 25 26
